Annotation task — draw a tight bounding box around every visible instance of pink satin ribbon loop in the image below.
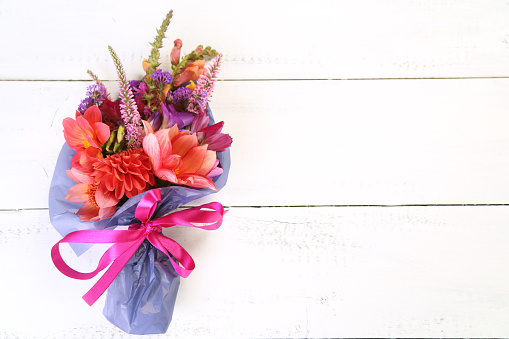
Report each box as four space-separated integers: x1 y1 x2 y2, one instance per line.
51 189 225 306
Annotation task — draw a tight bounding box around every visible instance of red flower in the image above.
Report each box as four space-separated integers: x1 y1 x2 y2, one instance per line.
92 149 156 200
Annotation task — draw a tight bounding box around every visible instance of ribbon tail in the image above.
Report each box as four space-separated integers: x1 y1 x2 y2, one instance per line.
149 233 195 278
82 238 145 306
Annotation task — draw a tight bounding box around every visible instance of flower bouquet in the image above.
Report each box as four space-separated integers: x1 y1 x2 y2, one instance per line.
49 10 232 335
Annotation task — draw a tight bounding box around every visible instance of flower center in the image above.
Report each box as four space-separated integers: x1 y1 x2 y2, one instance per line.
83 139 91 149
86 185 99 208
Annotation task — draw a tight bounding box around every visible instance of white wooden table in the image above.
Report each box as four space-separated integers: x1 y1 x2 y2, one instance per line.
1 1 509 337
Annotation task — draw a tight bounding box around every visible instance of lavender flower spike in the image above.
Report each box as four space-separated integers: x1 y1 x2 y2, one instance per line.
108 46 142 149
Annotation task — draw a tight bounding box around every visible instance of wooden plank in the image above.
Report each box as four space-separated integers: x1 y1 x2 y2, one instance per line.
1 206 509 337
1 0 509 80
2 79 509 208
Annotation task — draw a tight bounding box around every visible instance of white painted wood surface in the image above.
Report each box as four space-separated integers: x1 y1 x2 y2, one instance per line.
1 1 509 337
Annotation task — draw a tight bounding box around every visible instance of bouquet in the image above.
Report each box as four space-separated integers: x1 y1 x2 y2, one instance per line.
49 10 232 335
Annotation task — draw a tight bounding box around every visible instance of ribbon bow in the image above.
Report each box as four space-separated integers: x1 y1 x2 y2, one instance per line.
51 189 225 306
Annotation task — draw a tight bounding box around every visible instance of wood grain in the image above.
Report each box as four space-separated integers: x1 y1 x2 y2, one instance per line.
1 207 508 338
1 0 509 80
2 79 509 208
1 0 509 337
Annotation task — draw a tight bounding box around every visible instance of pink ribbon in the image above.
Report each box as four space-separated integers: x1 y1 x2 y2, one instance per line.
51 189 225 306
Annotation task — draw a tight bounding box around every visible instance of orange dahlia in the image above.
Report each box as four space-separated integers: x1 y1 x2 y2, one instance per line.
92 148 155 200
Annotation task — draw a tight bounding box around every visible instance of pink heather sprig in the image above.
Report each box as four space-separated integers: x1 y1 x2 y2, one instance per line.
87 69 112 100
108 46 142 149
187 54 222 114
204 54 222 99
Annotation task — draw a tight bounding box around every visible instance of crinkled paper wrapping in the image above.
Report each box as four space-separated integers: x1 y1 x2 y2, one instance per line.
49 109 231 334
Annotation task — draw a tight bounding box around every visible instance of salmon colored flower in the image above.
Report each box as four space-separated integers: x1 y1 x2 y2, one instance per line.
92 148 156 200
142 123 218 190
170 39 182 64
63 105 110 152
66 183 118 222
173 59 207 87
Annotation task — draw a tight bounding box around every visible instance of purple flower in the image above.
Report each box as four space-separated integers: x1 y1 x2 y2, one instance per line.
197 121 233 152
150 69 173 85
161 103 195 129
190 113 232 152
129 80 141 91
135 82 149 95
77 85 107 114
147 111 162 131
171 86 191 104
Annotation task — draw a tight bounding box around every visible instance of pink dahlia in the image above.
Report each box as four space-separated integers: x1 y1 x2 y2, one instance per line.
143 123 219 190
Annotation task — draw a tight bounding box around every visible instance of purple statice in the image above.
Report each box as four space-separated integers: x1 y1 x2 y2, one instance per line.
108 46 142 149
77 84 107 114
150 68 173 85
171 86 191 105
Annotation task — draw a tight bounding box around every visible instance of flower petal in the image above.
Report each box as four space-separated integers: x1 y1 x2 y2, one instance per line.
95 186 119 208
63 118 85 150
195 149 217 176
93 122 111 145
155 168 178 183
142 133 161 171
98 206 117 220
177 173 217 190
180 145 207 174
172 134 198 157
83 105 103 125
77 201 100 221
65 183 89 203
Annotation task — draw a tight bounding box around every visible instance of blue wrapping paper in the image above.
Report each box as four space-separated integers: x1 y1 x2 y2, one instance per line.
49 108 230 334
103 240 180 334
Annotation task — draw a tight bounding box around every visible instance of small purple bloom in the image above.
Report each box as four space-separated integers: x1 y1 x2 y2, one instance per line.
150 69 173 85
171 87 191 104
77 85 107 114
129 80 141 90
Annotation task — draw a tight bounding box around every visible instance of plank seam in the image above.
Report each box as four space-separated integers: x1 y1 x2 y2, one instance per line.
4 204 509 212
